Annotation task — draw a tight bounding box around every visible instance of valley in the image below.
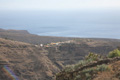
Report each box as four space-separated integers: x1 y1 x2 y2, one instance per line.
0 29 120 80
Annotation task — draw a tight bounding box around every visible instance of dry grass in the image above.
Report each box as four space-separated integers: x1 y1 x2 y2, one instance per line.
0 38 59 80
93 61 120 80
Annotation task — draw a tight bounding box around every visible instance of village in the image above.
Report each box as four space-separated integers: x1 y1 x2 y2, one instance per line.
35 40 75 48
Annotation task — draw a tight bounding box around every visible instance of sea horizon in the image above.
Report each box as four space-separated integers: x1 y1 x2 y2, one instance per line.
0 10 120 39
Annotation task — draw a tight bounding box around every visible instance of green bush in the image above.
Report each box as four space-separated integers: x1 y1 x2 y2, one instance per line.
85 73 91 80
58 52 111 80
80 64 109 80
67 53 102 71
85 52 101 61
96 64 110 71
82 68 95 74
108 49 120 58
74 59 94 70
64 65 74 72
74 75 82 80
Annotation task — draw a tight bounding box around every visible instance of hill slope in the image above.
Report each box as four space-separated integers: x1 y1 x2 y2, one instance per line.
46 38 120 70
0 28 72 44
56 54 120 80
1 29 120 80
0 38 59 80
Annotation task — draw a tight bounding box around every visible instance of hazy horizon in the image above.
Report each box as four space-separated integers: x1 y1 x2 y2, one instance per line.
0 0 120 39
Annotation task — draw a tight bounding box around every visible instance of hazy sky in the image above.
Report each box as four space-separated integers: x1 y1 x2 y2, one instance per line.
0 0 120 38
0 0 120 11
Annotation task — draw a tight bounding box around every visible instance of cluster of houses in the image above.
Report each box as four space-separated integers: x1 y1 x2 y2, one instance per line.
34 40 75 48
35 44 44 48
45 40 74 47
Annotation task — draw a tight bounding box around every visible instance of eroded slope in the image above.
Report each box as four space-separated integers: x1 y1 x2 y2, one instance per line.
0 38 59 80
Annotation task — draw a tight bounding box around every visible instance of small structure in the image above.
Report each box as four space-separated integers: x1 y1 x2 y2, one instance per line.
40 44 43 47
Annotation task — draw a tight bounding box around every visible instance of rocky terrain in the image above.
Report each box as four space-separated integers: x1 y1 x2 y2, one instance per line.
46 38 120 69
0 29 120 80
0 38 59 80
56 53 120 80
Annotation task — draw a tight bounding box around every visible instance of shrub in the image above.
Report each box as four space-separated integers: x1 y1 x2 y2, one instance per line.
96 64 110 71
85 52 101 61
80 64 109 80
64 65 74 72
85 73 91 80
74 75 82 80
74 59 94 70
71 53 102 71
82 68 95 74
108 49 120 58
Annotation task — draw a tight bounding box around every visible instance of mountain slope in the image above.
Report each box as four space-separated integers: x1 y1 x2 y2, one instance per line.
0 38 59 80
1 29 120 80
0 28 72 44
46 38 120 70
56 54 120 80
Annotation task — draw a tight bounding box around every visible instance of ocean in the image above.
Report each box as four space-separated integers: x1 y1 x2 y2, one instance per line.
0 10 120 39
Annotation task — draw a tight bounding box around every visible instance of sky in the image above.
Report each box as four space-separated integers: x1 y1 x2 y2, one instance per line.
0 0 120 11
0 0 120 39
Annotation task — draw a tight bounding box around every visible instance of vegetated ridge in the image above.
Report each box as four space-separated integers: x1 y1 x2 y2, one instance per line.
45 38 120 70
56 50 120 80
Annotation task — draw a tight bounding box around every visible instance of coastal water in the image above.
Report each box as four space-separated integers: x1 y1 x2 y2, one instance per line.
0 10 120 39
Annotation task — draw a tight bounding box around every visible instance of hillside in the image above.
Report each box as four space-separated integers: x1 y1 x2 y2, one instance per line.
0 38 59 80
0 28 72 44
0 28 30 34
56 53 120 80
46 38 120 69
0 37 120 80
1 29 120 80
